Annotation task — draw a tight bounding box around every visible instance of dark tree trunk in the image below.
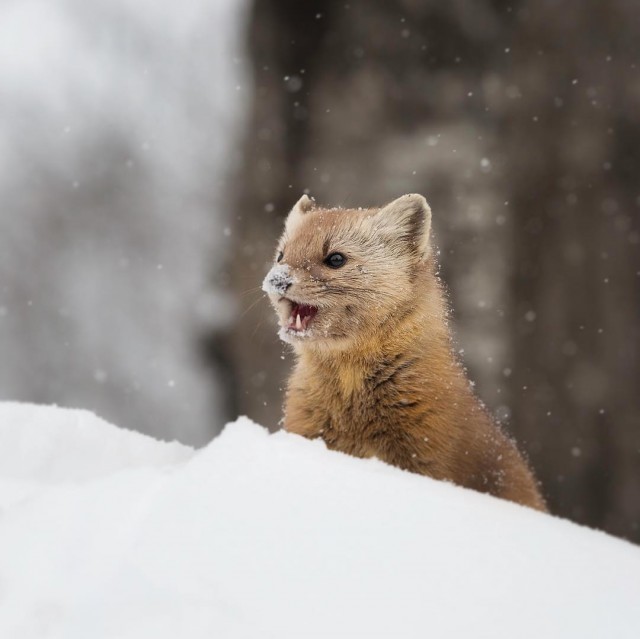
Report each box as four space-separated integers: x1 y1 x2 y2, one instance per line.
504 0 640 540
222 0 640 542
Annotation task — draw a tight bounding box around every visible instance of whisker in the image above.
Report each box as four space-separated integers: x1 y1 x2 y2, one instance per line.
319 280 379 295
238 286 265 297
234 274 269 283
324 286 378 295
239 295 267 319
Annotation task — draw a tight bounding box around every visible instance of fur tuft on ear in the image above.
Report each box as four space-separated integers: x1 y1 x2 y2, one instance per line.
293 194 315 213
376 193 432 260
285 194 315 234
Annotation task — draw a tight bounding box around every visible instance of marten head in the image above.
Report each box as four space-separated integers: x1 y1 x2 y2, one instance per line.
262 193 433 350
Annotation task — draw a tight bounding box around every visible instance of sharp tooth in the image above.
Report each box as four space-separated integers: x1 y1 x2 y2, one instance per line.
296 314 302 330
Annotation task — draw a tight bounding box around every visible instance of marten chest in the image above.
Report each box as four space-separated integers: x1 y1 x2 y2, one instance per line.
315 392 383 458
287 363 431 468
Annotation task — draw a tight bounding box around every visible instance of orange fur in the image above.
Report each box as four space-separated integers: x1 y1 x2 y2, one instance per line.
263 194 547 511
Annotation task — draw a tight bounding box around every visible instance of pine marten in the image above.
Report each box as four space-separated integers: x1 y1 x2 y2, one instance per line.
262 193 547 511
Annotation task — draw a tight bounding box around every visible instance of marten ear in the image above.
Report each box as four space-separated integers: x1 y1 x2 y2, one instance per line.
285 194 315 234
375 194 432 260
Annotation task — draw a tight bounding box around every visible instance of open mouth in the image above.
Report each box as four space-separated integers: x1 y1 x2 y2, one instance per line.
286 301 318 333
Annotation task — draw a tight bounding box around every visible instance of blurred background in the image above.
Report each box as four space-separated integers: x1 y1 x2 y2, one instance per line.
1 0 638 542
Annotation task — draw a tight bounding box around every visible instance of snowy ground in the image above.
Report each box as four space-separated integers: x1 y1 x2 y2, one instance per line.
0 403 638 638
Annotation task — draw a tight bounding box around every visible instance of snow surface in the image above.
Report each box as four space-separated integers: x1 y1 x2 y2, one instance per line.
0 403 638 639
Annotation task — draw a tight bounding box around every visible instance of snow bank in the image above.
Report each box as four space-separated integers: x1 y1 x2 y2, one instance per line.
0 403 638 639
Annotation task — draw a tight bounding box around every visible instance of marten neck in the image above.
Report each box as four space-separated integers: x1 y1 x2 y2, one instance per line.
296 279 460 397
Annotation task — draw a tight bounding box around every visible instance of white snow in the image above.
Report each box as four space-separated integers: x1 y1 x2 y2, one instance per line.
0 402 638 638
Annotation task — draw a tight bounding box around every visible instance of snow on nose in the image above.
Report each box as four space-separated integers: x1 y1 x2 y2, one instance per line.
262 264 293 296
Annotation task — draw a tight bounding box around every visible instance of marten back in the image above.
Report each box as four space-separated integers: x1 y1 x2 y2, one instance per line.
262 194 547 511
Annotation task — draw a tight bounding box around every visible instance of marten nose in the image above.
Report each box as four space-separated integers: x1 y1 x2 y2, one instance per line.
262 264 293 296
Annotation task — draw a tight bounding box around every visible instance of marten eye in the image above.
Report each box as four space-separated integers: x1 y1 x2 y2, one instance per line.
325 252 346 269
276 251 284 263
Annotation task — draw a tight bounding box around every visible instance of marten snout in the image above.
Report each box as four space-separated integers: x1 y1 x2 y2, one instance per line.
263 264 293 296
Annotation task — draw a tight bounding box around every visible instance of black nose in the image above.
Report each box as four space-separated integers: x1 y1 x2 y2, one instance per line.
273 278 291 294
268 272 292 295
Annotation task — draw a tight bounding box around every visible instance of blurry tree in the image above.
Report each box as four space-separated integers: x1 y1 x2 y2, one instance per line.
226 0 640 541
504 0 640 541
0 0 246 445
